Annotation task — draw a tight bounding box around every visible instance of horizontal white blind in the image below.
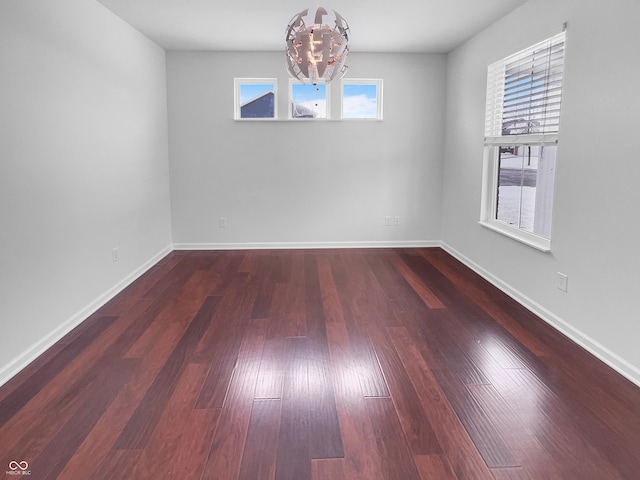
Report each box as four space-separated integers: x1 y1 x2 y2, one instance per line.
485 32 565 140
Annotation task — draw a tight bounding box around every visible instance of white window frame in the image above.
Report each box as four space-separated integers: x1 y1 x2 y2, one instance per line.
480 142 558 252
234 78 278 120
479 31 566 252
288 79 331 120
340 78 383 120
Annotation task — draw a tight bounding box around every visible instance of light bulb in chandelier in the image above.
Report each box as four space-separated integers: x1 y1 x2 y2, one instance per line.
285 6 350 85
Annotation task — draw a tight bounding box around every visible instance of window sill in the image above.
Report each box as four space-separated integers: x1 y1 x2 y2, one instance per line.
233 118 382 122
478 220 551 252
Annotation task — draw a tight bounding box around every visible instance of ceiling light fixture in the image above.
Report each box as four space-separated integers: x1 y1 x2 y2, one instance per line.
285 6 350 85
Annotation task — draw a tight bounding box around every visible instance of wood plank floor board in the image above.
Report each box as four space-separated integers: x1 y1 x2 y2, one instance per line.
1 307 159 463
311 458 347 480
367 324 442 455
238 399 281 480
529 351 640 448
2 373 89 469
315 255 346 325
329 254 391 398
114 295 221 449
453 362 493 386
2 248 639 479
345 253 403 329
306 340 344 460
303 253 327 341
430 366 520 468
388 326 495 479
466 382 564 478
364 397 421 480
347 333 390 399
0 315 117 427
399 305 498 391
365 255 498 385
271 283 307 337
388 253 446 309
303 254 345 460
89 450 144 480
124 267 220 359
250 255 281 319
504 368 626 479
124 363 210 479
418 248 548 356
414 454 458 480
397 251 493 318
3 373 98 465
399 251 549 377
205 253 247 296
490 467 534 480
254 337 285 399
397 305 522 469
171 407 221 480
252 255 307 403
325 321 386 480
56 357 211 479
363 251 421 304
267 257 307 338
140 253 215 302
200 318 266 480
193 273 253 358
395 272 540 399
275 336 311 480
28 357 137 479
195 276 258 409
420 252 640 475
57 292 224 478
505 367 632 479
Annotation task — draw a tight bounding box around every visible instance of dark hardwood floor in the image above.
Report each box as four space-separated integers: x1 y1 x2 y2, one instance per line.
2 248 640 479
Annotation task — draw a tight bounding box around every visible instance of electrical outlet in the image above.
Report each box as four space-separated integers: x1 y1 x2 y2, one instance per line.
112 247 119 263
394 216 400 226
219 217 227 228
385 216 392 226
557 272 568 292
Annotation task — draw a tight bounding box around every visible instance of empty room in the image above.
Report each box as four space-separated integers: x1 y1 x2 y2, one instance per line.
1 0 639 478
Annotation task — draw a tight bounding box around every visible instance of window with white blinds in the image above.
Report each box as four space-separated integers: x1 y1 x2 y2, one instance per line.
485 31 565 143
480 30 567 251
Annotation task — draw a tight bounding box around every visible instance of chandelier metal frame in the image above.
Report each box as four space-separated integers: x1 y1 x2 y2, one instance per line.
285 7 350 85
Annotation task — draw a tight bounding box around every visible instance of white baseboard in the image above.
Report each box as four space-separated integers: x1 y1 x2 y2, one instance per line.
0 245 173 388
173 240 439 250
440 242 640 388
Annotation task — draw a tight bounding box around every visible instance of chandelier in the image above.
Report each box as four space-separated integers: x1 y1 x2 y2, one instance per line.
285 7 350 85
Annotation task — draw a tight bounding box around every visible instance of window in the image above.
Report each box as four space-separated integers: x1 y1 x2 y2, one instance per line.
289 80 329 119
341 79 383 119
234 77 385 121
480 31 566 251
234 78 277 120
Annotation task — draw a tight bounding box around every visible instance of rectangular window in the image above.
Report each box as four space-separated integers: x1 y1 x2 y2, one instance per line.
341 79 383 119
480 31 566 251
496 145 557 237
234 78 277 120
289 80 329 119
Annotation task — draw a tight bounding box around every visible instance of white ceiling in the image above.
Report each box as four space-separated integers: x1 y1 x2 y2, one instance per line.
96 0 527 53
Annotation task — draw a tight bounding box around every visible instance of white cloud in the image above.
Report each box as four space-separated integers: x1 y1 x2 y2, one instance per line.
343 94 377 118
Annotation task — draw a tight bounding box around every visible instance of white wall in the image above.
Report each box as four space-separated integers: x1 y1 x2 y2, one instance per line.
0 0 172 383
441 0 640 383
167 52 446 248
